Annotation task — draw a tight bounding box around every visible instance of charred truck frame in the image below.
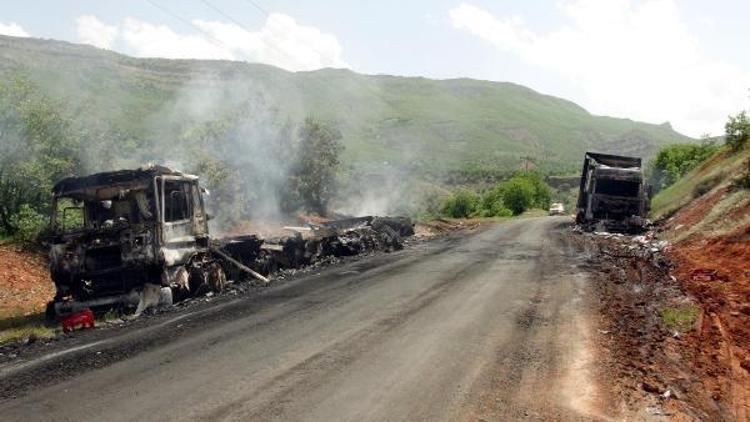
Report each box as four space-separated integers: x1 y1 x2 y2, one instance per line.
47 166 226 317
576 152 651 233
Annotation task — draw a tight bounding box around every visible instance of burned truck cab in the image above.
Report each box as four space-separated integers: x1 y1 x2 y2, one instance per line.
48 165 220 317
576 152 651 232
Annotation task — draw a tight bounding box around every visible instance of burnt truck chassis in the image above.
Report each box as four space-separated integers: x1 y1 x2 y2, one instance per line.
47 166 226 318
576 152 651 233
47 166 416 319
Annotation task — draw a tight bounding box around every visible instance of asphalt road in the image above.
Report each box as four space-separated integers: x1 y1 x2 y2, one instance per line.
0 217 604 421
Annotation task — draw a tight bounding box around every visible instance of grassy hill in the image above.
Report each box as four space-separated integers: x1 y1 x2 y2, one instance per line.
652 146 750 239
0 35 692 176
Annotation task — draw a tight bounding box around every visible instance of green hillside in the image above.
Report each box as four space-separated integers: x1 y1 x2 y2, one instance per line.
0 35 691 176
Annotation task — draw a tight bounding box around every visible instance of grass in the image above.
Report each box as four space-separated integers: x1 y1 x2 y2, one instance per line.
0 311 57 345
660 305 700 333
652 147 750 219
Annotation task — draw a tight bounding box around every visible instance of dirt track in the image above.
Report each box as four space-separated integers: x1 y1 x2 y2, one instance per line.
0 217 608 421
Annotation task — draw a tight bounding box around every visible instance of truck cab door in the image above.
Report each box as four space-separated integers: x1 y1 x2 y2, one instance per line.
191 182 208 240
158 178 197 264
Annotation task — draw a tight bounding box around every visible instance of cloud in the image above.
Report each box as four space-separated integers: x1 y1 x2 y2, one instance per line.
76 15 118 49
0 22 29 37
76 14 347 71
449 1 750 136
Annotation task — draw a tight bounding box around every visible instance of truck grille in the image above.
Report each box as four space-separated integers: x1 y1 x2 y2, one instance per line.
84 245 123 272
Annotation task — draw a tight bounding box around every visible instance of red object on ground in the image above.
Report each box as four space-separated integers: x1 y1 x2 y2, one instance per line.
691 268 718 282
61 308 95 333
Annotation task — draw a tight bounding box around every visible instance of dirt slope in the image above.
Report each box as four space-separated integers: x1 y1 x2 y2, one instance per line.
654 148 750 420
0 245 53 319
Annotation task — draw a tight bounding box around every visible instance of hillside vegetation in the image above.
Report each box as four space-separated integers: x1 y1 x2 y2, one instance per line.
0 35 691 176
652 108 750 233
649 111 750 418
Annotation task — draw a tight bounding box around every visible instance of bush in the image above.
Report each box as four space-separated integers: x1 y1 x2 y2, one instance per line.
648 141 719 191
518 172 552 210
0 75 80 236
725 111 750 152
441 172 552 218
486 200 513 217
441 190 479 218
478 189 513 217
501 178 535 215
10 204 47 244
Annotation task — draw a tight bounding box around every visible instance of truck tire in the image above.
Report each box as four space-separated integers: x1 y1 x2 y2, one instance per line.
188 266 208 296
45 301 58 324
209 264 227 293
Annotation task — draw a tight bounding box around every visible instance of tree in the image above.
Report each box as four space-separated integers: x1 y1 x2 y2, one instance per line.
514 172 551 210
289 117 344 215
647 141 719 191
0 75 80 236
478 185 512 217
501 178 535 215
441 190 479 218
725 111 750 152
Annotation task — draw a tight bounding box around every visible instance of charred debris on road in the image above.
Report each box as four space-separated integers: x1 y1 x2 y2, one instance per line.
45 165 415 320
573 226 731 420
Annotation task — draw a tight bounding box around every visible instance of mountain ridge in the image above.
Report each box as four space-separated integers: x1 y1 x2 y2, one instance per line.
0 34 692 174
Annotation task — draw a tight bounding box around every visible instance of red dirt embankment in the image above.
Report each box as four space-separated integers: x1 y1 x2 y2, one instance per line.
661 188 750 420
0 245 54 318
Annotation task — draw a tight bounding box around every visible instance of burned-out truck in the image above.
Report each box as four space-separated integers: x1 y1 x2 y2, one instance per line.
575 152 650 232
47 165 226 318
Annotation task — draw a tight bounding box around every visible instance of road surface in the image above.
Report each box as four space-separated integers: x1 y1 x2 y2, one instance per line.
0 217 605 421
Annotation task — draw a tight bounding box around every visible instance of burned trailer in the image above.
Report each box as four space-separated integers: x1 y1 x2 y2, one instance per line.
47 165 226 318
576 152 651 232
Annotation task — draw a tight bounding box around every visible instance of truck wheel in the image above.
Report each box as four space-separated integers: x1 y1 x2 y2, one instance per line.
189 266 209 295
209 264 227 293
45 301 58 324
174 267 191 298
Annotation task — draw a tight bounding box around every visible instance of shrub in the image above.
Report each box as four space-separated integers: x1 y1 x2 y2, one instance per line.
442 172 552 218
487 200 513 217
648 141 720 191
478 188 513 217
441 190 479 218
725 111 750 152
501 178 535 215
10 204 47 244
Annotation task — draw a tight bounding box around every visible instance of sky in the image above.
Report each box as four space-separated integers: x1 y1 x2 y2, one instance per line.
1 0 749 137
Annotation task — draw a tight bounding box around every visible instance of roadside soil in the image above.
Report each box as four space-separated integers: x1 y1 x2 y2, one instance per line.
0 245 54 319
656 182 750 420
666 223 750 421
578 221 750 421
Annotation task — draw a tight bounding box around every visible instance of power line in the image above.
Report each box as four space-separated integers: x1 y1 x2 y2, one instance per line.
200 0 254 30
147 0 339 70
237 0 341 69
144 0 233 53
240 0 271 17
199 0 303 68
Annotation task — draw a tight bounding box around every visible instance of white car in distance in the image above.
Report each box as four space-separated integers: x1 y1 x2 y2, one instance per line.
548 202 565 216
